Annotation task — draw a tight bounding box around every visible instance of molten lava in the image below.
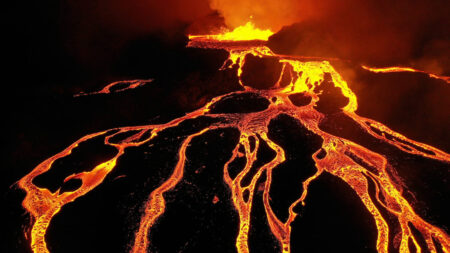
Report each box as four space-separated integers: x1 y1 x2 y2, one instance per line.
189 21 274 41
361 66 450 84
18 24 450 253
74 79 154 97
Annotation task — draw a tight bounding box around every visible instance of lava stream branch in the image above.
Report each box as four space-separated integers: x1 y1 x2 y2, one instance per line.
311 127 450 253
131 128 211 253
357 115 450 162
226 133 260 253
258 133 290 252
16 99 223 253
361 66 450 84
74 79 154 97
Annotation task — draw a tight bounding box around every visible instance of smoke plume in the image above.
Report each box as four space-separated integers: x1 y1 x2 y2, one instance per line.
210 0 449 73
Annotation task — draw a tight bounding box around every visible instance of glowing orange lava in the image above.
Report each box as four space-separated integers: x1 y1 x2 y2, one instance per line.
74 79 153 97
18 25 450 253
362 66 450 83
189 22 274 41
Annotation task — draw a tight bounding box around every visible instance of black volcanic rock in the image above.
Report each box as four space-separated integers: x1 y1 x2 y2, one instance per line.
313 73 349 114
268 21 337 59
288 92 312 107
241 54 283 89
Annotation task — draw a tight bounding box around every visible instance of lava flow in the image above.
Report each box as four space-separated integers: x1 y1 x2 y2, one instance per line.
74 79 154 97
361 66 450 84
18 23 449 253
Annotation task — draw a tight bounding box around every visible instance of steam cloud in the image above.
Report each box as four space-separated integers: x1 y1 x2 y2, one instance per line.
209 0 303 31
210 0 449 74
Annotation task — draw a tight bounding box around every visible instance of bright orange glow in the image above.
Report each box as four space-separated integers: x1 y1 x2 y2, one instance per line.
189 22 274 41
19 32 450 253
362 65 450 83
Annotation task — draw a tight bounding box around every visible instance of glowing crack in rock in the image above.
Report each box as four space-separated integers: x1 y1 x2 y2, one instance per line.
18 24 450 253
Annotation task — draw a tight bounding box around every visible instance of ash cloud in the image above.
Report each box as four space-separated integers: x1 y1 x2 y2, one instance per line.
209 0 304 31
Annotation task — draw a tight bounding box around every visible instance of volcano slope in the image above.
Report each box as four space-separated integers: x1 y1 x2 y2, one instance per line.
17 37 450 253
